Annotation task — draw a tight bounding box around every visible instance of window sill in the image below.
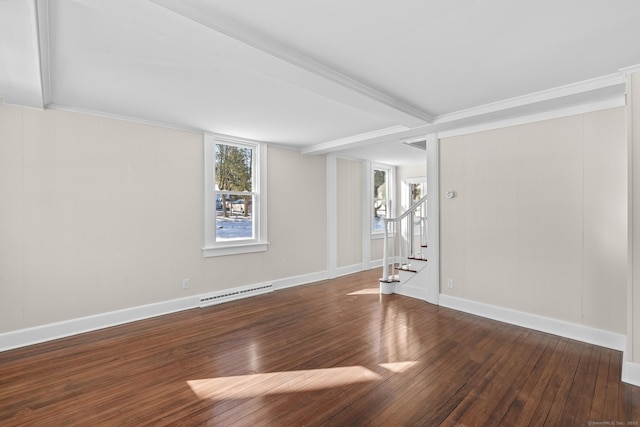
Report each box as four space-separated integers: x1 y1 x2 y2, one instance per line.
203 242 269 257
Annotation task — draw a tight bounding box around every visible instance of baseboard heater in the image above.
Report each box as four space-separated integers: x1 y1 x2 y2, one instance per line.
199 283 273 308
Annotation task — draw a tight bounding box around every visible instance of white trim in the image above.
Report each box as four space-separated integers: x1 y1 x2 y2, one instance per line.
369 258 384 269
150 0 432 126
434 73 625 125
202 242 268 257
438 96 626 139
626 72 635 365
623 70 640 388
327 155 338 279
35 0 50 106
299 74 628 158
362 160 372 270
0 270 339 353
203 134 268 257
401 177 426 225
439 294 626 351
380 281 395 295
0 296 198 353
425 134 439 305
26 0 44 109
371 162 396 235
47 103 204 135
395 283 428 300
619 64 640 76
403 176 427 185
302 125 410 155
622 353 640 387
272 271 329 290
394 283 427 301
336 263 364 278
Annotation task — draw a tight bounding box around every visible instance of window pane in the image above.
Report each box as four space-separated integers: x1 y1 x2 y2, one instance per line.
411 183 425 223
214 142 254 242
216 193 254 241
215 143 253 193
373 169 388 232
373 169 387 199
373 199 387 232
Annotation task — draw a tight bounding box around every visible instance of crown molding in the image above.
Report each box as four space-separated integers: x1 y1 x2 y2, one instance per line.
46 103 205 134
433 73 625 125
619 64 640 75
150 0 433 125
438 95 625 139
300 73 627 157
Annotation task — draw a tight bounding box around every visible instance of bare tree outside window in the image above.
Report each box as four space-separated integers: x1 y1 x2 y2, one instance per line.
373 168 388 232
215 143 255 240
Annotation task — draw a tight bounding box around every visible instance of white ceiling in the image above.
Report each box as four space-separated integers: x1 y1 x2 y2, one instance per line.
1 0 640 164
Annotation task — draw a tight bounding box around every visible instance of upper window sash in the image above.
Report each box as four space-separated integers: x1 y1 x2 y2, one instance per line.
203 133 268 257
371 163 395 236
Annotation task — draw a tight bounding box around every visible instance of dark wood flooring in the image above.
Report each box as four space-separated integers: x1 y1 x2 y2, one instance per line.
0 269 638 426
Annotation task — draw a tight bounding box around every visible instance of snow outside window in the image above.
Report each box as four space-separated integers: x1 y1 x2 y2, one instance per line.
204 134 268 257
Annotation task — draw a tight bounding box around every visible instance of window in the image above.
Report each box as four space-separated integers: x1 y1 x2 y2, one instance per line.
204 134 267 257
372 164 395 234
404 177 427 228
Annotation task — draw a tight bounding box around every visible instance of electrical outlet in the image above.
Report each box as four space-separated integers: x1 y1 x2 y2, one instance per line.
447 279 454 289
182 278 190 289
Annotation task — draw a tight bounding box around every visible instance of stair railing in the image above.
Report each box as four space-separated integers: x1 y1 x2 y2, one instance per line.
382 194 428 282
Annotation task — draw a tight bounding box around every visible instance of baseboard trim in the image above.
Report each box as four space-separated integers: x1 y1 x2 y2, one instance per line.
394 284 427 300
439 294 626 351
336 263 364 278
622 347 640 387
271 271 329 290
0 296 198 352
370 258 383 268
0 270 331 353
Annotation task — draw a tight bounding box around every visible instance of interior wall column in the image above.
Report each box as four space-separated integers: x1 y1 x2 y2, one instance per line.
425 133 440 305
624 69 640 386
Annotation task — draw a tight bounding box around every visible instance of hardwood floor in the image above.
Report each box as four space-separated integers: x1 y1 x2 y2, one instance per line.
1 269 638 426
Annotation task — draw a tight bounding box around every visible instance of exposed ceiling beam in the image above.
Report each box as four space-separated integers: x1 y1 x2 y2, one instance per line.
150 0 433 127
433 73 626 126
0 0 49 109
302 73 627 156
36 0 51 106
300 125 410 155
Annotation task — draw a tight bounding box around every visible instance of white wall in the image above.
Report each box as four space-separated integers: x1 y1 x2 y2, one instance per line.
0 104 327 334
336 158 362 268
265 146 327 279
440 107 627 334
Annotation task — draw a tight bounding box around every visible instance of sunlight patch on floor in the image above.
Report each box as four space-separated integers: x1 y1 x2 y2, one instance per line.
188 366 382 400
379 361 418 373
347 288 380 295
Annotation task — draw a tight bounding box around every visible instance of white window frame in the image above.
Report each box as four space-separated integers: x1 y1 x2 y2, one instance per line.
403 176 427 235
203 133 268 257
371 163 395 238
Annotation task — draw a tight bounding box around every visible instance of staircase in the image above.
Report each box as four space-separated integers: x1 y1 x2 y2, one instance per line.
379 194 428 298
